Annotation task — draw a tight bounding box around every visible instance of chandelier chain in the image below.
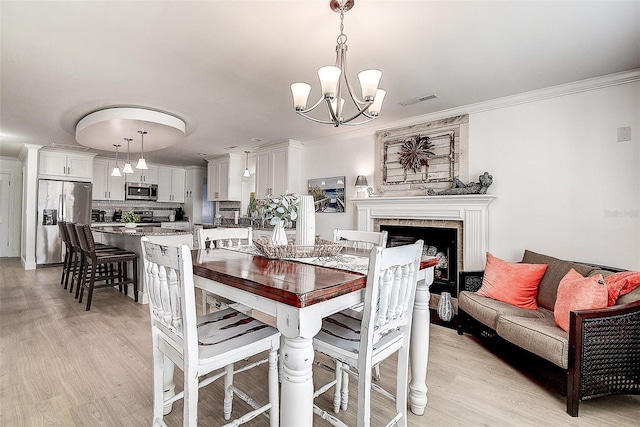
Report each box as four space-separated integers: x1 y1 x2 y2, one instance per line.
337 7 347 45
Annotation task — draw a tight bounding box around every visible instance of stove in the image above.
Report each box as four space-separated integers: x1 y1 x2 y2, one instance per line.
133 210 154 223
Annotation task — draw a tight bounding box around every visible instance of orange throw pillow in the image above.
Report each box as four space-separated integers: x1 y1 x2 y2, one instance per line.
476 252 548 310
554 269 608 332
603 271 640 306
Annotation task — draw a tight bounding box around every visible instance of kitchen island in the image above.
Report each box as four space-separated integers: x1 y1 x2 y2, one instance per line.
92 226 193 304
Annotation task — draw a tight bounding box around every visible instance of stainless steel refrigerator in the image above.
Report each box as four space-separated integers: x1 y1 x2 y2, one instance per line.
36 179 92 266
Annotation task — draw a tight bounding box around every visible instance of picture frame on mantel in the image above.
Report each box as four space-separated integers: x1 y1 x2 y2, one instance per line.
374 114 470 197
308 176 345 213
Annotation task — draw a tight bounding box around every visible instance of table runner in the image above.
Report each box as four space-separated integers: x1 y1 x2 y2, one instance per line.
221 244 370 275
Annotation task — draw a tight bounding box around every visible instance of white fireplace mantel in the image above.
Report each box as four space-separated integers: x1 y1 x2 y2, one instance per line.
352 195 496 271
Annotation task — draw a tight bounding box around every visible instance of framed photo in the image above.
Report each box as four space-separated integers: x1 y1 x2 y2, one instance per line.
308 176 345 213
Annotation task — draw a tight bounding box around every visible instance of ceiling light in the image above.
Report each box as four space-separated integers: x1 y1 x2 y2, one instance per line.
290 0 386 127
111 144 122 177
243 151 251 177
122 137 134 174
136 130 148 170
75 107 186 153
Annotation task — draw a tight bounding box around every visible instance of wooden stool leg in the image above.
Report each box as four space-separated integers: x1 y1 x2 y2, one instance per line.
85 265 97 311
132 257 138 302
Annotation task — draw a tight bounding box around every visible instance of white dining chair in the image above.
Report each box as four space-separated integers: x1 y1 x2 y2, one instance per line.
333 229 388 251
141 237 280 427
312 240 424 427
333 228 389 380
196 227 253 315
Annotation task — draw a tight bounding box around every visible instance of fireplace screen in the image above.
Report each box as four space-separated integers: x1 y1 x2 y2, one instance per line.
380 225 458 296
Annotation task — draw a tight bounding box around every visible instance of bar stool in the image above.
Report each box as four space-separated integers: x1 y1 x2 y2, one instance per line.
65 222 115 296
75 223 138 311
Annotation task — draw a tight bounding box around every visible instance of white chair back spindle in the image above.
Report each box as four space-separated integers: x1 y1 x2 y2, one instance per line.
333 229 388 250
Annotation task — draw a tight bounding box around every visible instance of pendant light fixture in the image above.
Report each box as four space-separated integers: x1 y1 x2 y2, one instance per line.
111 144 122 177
243 151 251 177
136 130 148 169
122 137 134 174
290 0 386 127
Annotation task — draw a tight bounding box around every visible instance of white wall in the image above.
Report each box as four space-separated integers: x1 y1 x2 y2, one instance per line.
302 75 640 270
301 134 374 240
470 82 639 269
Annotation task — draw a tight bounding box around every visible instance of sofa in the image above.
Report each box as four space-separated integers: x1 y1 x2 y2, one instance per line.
456 250 640 416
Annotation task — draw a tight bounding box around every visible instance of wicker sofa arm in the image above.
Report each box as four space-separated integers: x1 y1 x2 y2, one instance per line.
567 299 640 416
459 270 484 294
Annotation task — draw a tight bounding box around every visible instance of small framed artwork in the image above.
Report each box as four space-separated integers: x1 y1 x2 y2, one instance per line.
308 176 345 213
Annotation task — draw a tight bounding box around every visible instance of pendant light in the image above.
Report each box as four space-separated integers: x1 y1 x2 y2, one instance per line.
243 151 251 177
111 144 122 177
122 137 134 174
136 130 148 169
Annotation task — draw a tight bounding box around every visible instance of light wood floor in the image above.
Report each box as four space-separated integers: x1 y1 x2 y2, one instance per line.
1 257 638 426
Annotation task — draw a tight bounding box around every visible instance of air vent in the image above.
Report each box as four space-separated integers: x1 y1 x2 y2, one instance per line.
49 143 92 152
223 145 238 150
399 94 437 107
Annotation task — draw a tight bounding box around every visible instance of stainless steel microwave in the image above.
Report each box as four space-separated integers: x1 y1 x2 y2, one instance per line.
125 182 158 201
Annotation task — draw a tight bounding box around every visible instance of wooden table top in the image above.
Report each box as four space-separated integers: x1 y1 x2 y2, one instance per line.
192 248 439 309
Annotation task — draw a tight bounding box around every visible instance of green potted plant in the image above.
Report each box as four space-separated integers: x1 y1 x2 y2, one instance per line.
121 211 140 229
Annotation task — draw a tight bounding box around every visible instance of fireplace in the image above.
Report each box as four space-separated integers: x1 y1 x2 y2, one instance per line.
381 224 458 296
352 194 496 293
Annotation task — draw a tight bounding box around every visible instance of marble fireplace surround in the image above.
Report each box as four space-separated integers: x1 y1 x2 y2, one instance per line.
352 195 496 272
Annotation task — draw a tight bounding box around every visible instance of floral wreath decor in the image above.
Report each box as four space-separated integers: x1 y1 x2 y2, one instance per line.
398 135 435 173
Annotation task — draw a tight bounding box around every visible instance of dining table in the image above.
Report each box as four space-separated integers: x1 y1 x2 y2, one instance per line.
173 245 437 426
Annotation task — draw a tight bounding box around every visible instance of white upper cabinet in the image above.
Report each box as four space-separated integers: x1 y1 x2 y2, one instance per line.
157 166 186 203
39 150 95 181
254 140 302 199
125 165 158 184
207 153 242 201
92 158 125 201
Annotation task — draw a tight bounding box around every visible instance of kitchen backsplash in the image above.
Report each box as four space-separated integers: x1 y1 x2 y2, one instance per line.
92 200 183 222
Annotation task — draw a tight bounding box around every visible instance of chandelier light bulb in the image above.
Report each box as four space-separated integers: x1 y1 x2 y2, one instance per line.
367 89 386 116
357 69 382 101
291 83 312 110
318 66 341 99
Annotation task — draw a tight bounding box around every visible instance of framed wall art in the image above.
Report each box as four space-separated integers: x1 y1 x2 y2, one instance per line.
308 176 345 213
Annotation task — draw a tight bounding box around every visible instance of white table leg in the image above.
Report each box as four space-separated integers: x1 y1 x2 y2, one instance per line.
280 336 315 426
277 304 322 427
409 267 434 415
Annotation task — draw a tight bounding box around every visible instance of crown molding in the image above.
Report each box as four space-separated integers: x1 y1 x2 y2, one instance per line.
303 69 640 146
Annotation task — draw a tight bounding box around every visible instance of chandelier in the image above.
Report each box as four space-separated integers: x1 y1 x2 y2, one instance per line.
290 0 386 127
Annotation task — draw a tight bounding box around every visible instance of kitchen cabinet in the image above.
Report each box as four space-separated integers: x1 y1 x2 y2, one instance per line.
92 158 125 201
207 153 242 201
157 166 186 202
39 150 95 181
125 165 158 184
254 140 302 199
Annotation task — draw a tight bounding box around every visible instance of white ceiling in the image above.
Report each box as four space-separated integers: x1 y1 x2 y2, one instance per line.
1 1 639 166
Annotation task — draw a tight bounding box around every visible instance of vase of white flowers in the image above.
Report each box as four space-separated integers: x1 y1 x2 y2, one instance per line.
263 192 298 246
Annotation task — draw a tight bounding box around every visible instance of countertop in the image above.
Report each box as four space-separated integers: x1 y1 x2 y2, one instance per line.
92 226 191 236
91 221 189 227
